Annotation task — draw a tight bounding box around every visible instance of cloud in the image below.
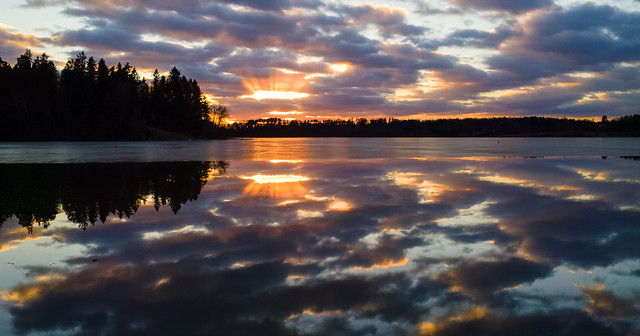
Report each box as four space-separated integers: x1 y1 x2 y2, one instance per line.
437 257 553 296
441 24 521 49
0 25 50 60
420 3 640 117
580 285 640 320
341 4 427 38
429 309 627 336
448 0 554 13
488 4 640 84
485 183 640 268
215 0 322 12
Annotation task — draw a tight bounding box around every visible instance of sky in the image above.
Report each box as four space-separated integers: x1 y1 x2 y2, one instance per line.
0 0 639 121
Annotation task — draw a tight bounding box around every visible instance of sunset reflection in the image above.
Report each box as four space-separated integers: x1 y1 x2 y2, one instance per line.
1 156 639 335
241 174 310 199
242 174 309 184
270 159 305 164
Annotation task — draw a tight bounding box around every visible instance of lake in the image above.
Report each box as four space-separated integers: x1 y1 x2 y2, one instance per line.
1 138 639 336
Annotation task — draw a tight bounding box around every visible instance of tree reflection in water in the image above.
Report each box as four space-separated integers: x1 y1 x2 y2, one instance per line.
0 157 638 336
0 161 228 231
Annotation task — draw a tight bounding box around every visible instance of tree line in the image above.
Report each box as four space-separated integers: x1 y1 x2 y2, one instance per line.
0 50 228 140
0 161 228 232
228 115 640 137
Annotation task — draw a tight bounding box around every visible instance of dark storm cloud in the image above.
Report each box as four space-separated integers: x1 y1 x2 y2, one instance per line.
449 0 553 13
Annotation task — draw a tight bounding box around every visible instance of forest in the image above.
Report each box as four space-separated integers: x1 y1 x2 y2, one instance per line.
1 49 638 140
0 50 227 140
228 115 640 137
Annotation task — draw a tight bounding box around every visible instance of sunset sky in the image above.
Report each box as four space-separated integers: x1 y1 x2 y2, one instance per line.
1 0 639 121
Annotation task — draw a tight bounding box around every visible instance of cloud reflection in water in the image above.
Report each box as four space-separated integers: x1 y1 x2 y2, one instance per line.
1 157 639 335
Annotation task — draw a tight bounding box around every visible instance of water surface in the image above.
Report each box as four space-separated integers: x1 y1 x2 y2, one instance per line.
1 138 639 335
1 137 639 162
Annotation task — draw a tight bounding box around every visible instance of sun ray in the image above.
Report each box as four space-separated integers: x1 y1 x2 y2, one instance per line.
241 72 310 100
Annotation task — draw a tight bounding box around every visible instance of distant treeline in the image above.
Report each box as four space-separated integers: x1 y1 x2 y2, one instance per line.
0 50 226 140
227 115 640 137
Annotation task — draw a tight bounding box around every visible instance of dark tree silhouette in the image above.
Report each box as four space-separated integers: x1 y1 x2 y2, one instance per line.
210 104 230 126
146 66 211 134
0 49 59 140
0 50 226 140
0 161 229 232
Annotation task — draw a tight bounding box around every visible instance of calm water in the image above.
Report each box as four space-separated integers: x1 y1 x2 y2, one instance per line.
0 138 639 335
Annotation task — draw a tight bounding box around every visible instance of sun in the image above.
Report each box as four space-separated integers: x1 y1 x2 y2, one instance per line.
242 90 309 100
241 72 310 100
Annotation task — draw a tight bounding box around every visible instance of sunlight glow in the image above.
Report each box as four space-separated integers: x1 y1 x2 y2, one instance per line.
231 261 254 268
328 200 352 211
419 307 489 335
241 90 309 100
0 230 48 253
242 174 309 184
297 209 324 218
242 174 310 198
154 277 171 288
241 72 309 101
285 309 344 321
278 200 302 206
1 287 42 306
269 111 304 115
353 257 409 271
574 169 609 181
269 159 304 164
142 225 210 240
329 63 350 72
387 172 449 203
35 274 66 282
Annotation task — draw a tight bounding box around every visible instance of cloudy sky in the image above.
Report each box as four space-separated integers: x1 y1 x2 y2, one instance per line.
1 0 639 120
